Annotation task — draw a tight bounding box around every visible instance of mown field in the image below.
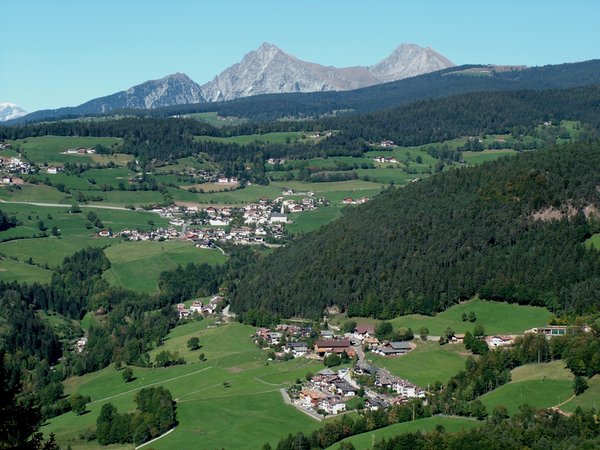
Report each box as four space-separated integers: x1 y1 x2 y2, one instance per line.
561 375 600 412
0 256 52 283
325 416 481 450
43 321 328 450
287 206 343 234
462 149 518 165
369 342 470 387
8 136 122 164
347 299 553 337
479 361 574 415
0 203 168 273
102 241 227 293
194 131 306 145
184 112 247 127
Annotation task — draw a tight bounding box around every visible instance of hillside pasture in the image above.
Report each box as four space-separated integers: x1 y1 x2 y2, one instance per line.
369 341 469 387
326 416 481 450
560 375 600 413
185 112 247 127
0 204 167 269
479 361 574 415
287 206 343 234
9 136 122 164
387 298 553 336
462 149 518 165
194 131 304 145
44 322 326 450
102 241 227 293
0 257 52 283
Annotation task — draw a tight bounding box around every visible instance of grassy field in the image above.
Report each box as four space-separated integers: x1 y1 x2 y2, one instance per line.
184 112 247 127
9 136 122 164
43 322 328 450
344 299 553 337
585 233 600 249
326 416 481 450
0 203 168 269
287 206 343 234
0 257 52 283
102 241 227 293
560 375 600 413
462 149 518 165
369 342 469 387
0 184 70 203
385 299 553 336
479 361 574 415
195 131 305 145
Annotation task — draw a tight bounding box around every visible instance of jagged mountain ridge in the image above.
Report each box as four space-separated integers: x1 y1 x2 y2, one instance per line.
12 43 454 122
66 73 205 115
0 103 27 122
201 42 454 101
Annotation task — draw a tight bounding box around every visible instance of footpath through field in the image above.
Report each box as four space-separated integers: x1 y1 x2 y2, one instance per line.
89 366 213 404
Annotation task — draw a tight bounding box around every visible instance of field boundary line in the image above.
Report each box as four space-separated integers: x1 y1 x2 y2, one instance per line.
90 366 213 404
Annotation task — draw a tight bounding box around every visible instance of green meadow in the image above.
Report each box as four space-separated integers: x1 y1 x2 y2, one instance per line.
462 149 518 165
0 203 168 269
287 206 343 234
561 375 600 412
0 257 52 283
9 136 122 164
194 131 304 145
326 416 481 450
185 112 247 127
387 298 553 336
102 241 227 293
44 322 327 450
347 299 553 337
479 361 574 415
369 342 469 387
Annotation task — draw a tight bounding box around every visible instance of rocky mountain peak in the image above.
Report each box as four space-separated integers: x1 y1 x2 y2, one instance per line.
369 43 455 83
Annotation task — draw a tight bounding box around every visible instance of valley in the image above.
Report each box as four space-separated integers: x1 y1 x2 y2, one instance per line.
2 37 600 450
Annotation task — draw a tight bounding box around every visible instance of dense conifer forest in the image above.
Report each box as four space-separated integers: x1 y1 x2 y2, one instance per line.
231 140 600 319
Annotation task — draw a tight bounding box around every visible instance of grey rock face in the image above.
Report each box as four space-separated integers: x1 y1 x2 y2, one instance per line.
85 73 206 114
201 42 454 101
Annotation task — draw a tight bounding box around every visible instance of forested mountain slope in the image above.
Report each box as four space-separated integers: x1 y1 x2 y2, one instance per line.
149 59 600 121
231 141 600 319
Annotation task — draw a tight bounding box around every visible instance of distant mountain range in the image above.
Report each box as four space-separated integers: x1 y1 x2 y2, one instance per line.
200 42 453 102
5 43 453 123
0 103 27 122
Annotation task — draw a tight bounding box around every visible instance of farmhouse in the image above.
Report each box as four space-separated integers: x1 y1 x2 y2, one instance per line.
314 339 355 357
354 324 375 338
342 197 355 204
285 342 309 357
486 335 513 348
47 166 59 174
377 341 412 356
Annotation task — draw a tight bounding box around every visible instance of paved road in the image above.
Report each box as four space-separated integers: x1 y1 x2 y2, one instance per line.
280 388 323 421
0 199 131 211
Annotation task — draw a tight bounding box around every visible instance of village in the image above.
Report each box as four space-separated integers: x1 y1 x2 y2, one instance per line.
251 323 426 418
97 189 332 245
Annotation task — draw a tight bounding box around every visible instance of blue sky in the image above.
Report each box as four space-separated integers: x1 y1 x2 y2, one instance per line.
1 0 599 112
